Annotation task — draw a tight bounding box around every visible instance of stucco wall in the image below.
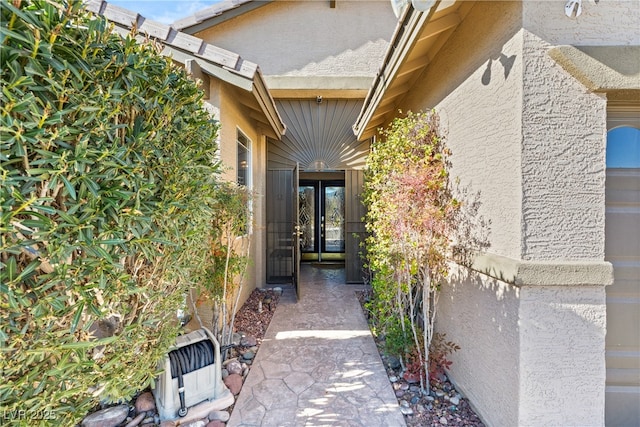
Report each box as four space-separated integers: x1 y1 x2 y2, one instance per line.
520 29 608 261
394 1 618 425
194 1 397 78
402 0 524 260
516 0 639 261
204 81 269 307
523 0 640 46
518 285 607 426
438 266 521 427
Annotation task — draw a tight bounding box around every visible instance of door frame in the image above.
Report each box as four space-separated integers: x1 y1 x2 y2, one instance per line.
292 163 300 300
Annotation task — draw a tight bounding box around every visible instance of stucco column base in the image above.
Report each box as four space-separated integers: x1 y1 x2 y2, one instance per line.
473 253 611 426
518 284 607 426
441 255 611 427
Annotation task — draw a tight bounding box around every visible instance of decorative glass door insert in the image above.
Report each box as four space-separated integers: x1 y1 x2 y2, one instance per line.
323 186 345 253
298 180 345 261
299 185 316 252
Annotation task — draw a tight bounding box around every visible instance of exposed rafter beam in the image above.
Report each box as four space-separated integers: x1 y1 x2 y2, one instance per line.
416 12 460 43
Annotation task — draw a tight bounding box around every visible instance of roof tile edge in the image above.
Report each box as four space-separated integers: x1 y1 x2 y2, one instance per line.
87 0 256 80
173 0 254 31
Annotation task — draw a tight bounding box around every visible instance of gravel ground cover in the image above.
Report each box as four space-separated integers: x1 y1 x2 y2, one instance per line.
356 290 485 427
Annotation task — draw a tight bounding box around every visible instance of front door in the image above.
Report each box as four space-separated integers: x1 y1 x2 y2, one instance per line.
299 180 345 262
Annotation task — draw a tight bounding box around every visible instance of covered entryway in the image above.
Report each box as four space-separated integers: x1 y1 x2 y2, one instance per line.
604 108 640 427
265 99 369 287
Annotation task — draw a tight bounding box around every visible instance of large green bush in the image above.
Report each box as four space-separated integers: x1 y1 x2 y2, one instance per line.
1 0 224 423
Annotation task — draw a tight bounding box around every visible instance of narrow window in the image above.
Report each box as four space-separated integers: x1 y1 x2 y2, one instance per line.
607 104 640 168
606 126 640 168
237 129 251 187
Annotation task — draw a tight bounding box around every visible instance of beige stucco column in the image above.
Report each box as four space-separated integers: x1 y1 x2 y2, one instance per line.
513 27 613 425
435 21 615 427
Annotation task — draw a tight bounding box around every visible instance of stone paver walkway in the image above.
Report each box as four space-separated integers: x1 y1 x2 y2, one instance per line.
228 264 406 426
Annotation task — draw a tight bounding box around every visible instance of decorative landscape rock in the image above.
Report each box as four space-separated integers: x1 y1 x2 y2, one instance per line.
208 410 230 422
225 359 243 375
124 413 145 427
401 406 414 416
183 420 208 427
240 335 257 347
81 405 129 427
223 373 243 395
135 391 156 414
387 355 402 370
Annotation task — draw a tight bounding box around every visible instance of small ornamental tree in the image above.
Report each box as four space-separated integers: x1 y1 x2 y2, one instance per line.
364 110 459 392
1 0 227 424
196 181 252 357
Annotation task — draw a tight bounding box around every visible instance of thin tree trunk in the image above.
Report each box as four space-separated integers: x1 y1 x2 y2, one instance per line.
227 236 250 346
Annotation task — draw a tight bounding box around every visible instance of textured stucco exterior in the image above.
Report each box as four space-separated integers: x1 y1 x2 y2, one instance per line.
518 285 607 425
438 265 521 426
520 29 608 261
204 80 270 308
377 1 634 425
194 1 397 81
522 0 640 46
402 0 524 260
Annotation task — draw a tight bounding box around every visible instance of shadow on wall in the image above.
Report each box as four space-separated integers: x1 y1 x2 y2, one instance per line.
439 262 521 427
450 182 491 270
436 177 522 426
481 53 517 86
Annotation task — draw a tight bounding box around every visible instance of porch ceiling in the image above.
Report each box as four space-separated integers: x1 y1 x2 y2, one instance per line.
353 0 473 140
269 99 370 171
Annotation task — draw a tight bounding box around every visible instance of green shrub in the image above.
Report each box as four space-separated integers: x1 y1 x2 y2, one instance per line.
383 315 414 359
1 0 222 424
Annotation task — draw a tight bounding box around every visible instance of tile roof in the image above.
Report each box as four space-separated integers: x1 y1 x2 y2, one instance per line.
86 0 257 80
172 0 255 31
85 0 286 137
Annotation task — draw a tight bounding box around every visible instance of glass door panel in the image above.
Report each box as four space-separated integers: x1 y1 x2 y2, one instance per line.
323 186 345 253
299 185 316 253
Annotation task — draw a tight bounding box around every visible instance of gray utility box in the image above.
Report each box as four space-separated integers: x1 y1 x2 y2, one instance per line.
154 328 233 421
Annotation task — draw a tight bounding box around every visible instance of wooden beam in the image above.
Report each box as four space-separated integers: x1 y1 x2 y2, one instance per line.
383 83 412 100
398 55 430 78
416 12 461 43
